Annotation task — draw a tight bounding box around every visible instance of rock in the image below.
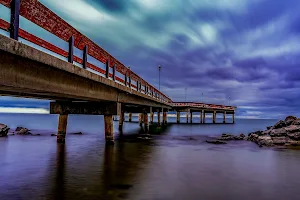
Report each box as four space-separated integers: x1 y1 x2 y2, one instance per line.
0 123 10 137
292 119 300 125
248 130 263 136
240 133 246 138
273 120 287 129
285 140 300 146
257 135 273 146
285 116 297 121
16 127 30 135
51 134 57 136
267 126 273 130
272 137 287 145
73 132 83 135
287 132 300 140
206 140 226 144
269 128 287 137
285 125 300 133
247 133 259 142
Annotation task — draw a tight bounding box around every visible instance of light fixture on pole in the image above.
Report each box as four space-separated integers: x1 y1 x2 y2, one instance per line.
158 65 161 91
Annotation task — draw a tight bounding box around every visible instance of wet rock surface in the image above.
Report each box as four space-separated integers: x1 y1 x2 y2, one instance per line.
0 123 10 137
15 127 31 135
248 116 300 147
206 140 227 144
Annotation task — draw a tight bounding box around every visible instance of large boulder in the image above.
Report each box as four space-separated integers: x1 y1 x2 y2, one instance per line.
247 133 259 142
257 135 273 146
0 123 9 137
285 125 300 133
287 132 300 140
292 119 300 125
285 116 297 121
284 116 297 127
273 120 287 129
269 128 287 137
272 137 287 145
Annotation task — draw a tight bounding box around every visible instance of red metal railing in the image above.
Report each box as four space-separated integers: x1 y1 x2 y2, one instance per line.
172 102 236 110
0 0 173 104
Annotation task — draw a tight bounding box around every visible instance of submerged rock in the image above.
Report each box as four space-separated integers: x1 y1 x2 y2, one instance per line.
0 123 9 137
206 140 226 144
15 127 30 135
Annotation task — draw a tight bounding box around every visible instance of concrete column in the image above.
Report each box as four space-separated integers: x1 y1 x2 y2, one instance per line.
163 112 167 124
223 111 226 123
104 115 114 144
118 111 124 132
177 111 180 123
144 113 149 133
157 110 161 126
213 111 216 124
190 112 193 124
57 114 68 143
186 112 189 123
139 113 144 127
203 112 206 124
200 110 203 124
150 112 154 124
233 112 235 124
128 112 132 122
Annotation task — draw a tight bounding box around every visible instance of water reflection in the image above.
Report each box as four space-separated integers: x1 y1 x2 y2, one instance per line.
54 144 66 200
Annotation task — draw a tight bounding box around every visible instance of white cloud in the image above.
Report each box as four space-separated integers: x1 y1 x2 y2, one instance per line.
0 107 49 114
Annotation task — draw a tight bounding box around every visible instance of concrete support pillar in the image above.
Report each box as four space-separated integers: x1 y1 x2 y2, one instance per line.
203 112 206 124
157 110 161 126
118 111 124 132
139 113 144 127
150 112 154 124
128 112 132 122
213 111 216 124
57 114 68 143
186 112 189 123
163 112 167 124
233 113 235 124
104 115 114 144
144 113 149 133
200 110 203 124
177 111 180 124
223 111 226 123
190 112 193 124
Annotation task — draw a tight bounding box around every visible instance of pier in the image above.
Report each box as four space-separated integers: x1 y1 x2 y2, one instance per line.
0 0 236 144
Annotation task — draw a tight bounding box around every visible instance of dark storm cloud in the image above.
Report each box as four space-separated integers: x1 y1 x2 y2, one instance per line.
1 0 300 118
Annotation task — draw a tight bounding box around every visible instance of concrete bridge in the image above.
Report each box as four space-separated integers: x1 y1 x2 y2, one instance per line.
0 0 236 144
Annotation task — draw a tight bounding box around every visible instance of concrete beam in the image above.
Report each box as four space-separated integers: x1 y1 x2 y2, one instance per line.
0 35 171 109
50 101 118 115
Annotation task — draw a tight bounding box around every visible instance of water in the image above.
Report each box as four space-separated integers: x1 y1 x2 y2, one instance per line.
1 113 300 200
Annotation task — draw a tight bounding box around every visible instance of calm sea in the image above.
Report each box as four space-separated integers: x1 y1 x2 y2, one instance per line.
1 113 300 200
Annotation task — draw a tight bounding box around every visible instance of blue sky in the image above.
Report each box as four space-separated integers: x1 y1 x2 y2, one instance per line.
1 0 300 119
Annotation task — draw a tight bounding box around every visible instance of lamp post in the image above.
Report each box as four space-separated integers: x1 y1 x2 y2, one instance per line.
228 96 231 105
158 65 161 91
185 87 187 102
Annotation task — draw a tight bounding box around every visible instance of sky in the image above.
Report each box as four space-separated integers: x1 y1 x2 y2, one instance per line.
1 0 300 119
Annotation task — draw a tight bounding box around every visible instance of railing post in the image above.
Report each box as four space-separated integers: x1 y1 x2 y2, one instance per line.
105 60 109 78
128 76 131 88
124 72 128 86
139 82 142 92
112 64 116 81
68 36 74 63
10 0 20 40
83 45 88 69
136 81 139 91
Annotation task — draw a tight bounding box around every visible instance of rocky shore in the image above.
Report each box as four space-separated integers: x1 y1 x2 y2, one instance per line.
247 116 300 147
